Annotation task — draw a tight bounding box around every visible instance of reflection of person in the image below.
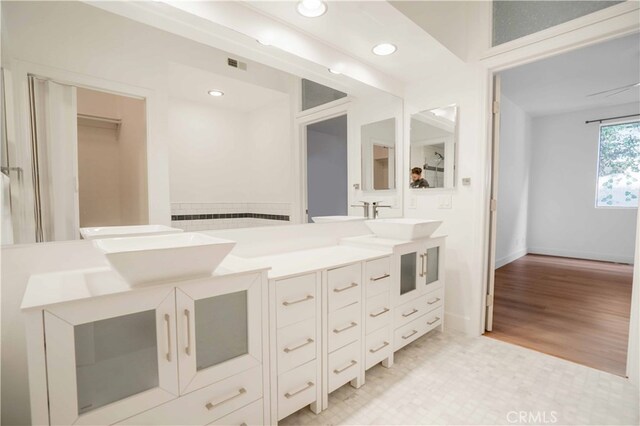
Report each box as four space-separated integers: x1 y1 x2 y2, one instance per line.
410 167 429 188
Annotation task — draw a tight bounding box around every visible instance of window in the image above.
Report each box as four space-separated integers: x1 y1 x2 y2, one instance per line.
596 121 640 208
301 79 347 111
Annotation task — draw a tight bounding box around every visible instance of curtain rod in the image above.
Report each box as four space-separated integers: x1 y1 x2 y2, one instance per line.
585 113 640 124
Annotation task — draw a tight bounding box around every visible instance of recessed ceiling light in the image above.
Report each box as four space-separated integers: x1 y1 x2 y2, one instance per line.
297 0 327 18
208 90 224 97
328 68 341 75
372 43 397 56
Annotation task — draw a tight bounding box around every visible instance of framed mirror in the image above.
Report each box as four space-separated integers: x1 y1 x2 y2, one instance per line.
361 117 396 191
409 105 458 189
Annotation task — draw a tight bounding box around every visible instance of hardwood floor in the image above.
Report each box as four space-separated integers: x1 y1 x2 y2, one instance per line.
486 254 633 377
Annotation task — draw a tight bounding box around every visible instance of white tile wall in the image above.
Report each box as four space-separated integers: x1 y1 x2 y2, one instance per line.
171 202 292 231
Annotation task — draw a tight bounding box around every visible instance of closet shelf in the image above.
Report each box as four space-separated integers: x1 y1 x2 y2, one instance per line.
77 113 122 139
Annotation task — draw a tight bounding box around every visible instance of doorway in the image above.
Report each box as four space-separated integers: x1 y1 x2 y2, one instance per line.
26 77 148 241
305 114 348 222
485 34 639 376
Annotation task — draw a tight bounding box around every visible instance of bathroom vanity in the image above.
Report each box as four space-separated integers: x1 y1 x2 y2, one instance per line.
21 222 445 425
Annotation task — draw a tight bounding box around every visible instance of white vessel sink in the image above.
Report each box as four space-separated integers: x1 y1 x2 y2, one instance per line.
312 216 366 223
365 218 443 240
80 224 183 240
94 232 236 286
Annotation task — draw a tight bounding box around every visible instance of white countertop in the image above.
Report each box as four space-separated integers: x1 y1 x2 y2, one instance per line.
21 255 268 311
341 234 447 249
246 245 392 279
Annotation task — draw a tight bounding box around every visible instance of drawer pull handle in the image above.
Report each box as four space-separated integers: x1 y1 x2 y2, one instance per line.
333 282 358 293
419 254 426 277
402 308 419 318
370 307 390 318
205 387 246 410
284 381 314 399
184 309 192 356
333 359 357 374
427 297 441 305
370 273 390 281
369 341 390 353
333 321 358 334
284 338 314 353
164 314 172 362
427 316 441 325
282 294 314 306
402 329 418 340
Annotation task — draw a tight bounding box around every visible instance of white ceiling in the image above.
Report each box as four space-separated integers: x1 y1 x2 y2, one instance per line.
500 33 640 117
245 1 461 83
168 62 289 112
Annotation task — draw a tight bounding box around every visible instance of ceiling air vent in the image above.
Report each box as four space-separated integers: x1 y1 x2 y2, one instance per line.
227 58 247 71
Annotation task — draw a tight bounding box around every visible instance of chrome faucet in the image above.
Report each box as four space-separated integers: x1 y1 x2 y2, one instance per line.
351 201 370 218
372 201 391 219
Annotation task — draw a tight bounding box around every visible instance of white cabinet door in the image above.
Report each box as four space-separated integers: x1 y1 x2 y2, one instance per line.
176 273 262 395
421 238 445 293
44 286 178 425
394 242 423 306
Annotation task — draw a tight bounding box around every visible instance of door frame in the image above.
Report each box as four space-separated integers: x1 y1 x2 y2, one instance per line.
295 98 351 223
6 59 162 243
481 29 640 380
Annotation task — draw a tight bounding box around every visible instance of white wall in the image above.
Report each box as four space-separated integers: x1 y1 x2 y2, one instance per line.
495 95 532 267
168 97 294 205
528 102 639 264
404 62 491 335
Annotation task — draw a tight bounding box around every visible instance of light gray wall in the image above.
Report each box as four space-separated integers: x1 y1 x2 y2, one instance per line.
496 95 532 267
306 115 348 221
492 1 624 46
528 102 639 264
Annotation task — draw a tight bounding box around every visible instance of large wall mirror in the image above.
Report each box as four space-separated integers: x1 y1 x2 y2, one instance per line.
1 1 403 243
409 105 458 189
361 118 396 191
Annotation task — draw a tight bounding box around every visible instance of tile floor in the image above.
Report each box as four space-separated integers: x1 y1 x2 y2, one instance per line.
280 330 640 425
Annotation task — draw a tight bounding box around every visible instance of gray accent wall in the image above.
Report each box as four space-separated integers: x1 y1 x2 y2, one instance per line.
306 115 348 221
492 1 624 46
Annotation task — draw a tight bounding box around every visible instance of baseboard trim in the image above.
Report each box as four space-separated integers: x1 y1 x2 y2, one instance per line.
528 247 634 265
495 249 528 269
444 311 471 334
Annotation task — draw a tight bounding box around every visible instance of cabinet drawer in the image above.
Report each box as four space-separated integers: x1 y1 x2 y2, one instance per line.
424 306 444 333
425 288 444 313
277 359 318 421
206 399 263 426
394 295 427 329
365 326 392 370
328 340 360 393
365 292 392 333
277 317 316 374
365 257 391 298
327 263 362 311
276 274 317 328
118 366 262 425
394 315 426 351
328 302 361 353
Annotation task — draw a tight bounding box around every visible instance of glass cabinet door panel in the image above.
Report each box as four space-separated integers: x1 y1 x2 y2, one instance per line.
74 310 159 415
400 253 418 295
426 247 439 284
195 290 248 371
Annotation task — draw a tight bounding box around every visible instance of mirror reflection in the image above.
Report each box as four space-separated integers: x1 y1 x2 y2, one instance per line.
0 2 403 244
361 118 396 191
410 106 457 189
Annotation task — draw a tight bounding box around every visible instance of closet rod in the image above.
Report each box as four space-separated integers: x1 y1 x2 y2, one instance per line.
585 113 640 124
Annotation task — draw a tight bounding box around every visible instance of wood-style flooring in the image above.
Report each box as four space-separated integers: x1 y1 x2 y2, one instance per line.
486 254 633 377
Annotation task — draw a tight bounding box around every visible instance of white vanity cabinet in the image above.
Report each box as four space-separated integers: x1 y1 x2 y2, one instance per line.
22 269 270 426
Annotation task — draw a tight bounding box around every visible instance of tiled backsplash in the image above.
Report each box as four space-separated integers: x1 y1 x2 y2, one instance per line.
171 202 291 231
